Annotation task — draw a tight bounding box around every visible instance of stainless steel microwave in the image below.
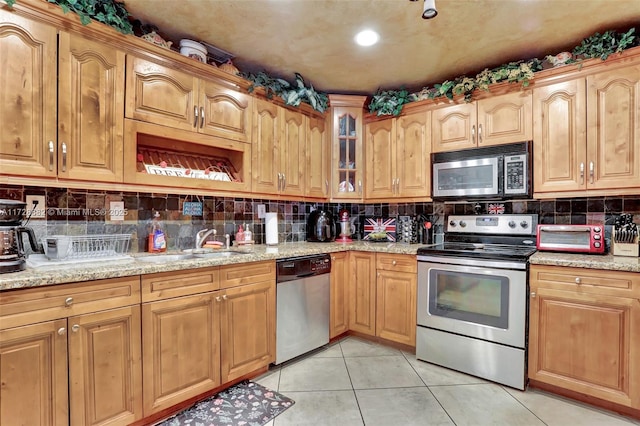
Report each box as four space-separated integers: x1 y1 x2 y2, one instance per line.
432 142 531 200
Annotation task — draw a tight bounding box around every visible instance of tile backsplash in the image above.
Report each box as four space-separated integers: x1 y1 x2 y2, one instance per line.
1 185 638 252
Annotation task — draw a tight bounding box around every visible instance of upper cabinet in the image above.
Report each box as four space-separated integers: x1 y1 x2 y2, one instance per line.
125 56 253 143
252 99 306 197
0 12 124 182
431 91 532 153
306 116 330 199
329 95 367 201
365 111 431 201
533 62 640 197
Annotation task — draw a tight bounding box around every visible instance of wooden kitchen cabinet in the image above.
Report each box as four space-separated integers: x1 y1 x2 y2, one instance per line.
0 277 142 426
306 115 330 198
431 91 532 153
529 265 640 409
126 56 252 143
252 99 306 196
533 63 640 197
329 95 367 200
330 252 349 338
0 12 124 182
348 252 377 335
365 111 431 200
375 254 417 346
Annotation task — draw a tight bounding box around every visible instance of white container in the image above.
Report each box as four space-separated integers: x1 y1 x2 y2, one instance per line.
179 39 207 62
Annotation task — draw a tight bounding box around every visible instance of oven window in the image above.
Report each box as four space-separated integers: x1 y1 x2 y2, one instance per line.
428 269 509 329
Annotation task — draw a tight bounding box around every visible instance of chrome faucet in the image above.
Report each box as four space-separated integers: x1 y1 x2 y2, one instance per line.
225 234 230 250
195 229 216 248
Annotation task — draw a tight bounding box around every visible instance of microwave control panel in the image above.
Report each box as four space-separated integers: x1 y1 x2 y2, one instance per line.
504 154 527 195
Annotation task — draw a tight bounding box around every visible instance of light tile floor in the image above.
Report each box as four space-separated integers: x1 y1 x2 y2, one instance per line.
256 337 640 426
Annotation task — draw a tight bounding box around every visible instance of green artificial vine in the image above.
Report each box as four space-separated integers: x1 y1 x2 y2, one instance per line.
242 71 329 113
368 88 411 116
572 28 637 60
4 0 133 34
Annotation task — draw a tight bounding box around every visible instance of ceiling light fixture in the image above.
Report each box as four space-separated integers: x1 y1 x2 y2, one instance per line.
354 29 380 47
422 0 438 19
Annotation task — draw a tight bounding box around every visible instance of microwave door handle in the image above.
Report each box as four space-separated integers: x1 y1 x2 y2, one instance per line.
539 226 591 232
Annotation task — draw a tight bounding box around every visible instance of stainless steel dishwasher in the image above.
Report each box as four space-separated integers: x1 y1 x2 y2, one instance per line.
275 254 331 364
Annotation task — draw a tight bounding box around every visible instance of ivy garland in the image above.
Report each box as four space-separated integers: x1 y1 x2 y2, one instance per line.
241 71 329 113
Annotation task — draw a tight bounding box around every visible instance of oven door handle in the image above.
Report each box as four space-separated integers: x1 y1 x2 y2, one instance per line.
538 226 591 232
417 255 528 270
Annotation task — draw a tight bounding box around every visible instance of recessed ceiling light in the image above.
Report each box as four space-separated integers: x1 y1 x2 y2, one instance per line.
354 30 379 47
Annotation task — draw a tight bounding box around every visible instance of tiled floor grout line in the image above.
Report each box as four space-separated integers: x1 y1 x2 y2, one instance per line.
339 340 368 425
501 385 550 426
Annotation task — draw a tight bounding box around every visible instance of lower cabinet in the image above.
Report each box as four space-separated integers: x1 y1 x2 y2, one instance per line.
330 252 349 338
347 252 417 346
0 277 142 426
141 262 275 416
529 265 640 410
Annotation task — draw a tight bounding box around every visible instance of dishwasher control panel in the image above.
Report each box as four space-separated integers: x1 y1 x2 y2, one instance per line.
276 254 331 282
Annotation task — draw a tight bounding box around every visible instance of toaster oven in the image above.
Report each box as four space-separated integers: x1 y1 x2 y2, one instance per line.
536 224 605 254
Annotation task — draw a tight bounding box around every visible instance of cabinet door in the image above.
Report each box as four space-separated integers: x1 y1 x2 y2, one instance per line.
0 11 57 177
330 252 349 338
529 287 639 408
396 111 431 199
376 270 416 346
200 79 253 142
220 280 275 383
332 106 364 200
125 56 198 131
58 33 124 183
252 99 280 194
477 91 532 146
348 252 377 335
306 115 329 198
431 103 476 153
365 119 396 199
0 319 68 426
142 294 220 415
280 109 306 196
587 65 640 191
68 306 142 426
533 79 587 194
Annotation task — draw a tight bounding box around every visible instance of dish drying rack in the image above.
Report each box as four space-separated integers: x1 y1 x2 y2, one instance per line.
43 234 132 260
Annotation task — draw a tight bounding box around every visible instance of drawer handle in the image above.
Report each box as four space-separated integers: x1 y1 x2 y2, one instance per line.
65 297 74 306
71 324 80 333
575 277 581 284
58 327 66 336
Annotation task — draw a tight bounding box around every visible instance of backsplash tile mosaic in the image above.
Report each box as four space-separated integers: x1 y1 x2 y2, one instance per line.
1 184 638 253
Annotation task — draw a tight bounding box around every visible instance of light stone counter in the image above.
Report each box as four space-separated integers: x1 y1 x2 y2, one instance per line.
530 251 640 273
0 241 423 291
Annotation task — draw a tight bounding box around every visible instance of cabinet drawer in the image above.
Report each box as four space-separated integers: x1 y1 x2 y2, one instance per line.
220 261 275 289
376 254 417 273
141 267 219 302
0 276 141 330
530 265 640 298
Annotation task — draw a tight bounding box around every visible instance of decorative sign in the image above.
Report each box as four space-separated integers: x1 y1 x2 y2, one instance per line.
488 204 505 214
182 201 203 216
363 217 396 242
145 165 231 182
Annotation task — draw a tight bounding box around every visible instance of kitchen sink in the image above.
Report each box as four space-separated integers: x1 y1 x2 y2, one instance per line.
134 254 195 263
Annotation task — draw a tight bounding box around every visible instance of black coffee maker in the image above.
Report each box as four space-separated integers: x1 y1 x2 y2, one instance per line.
0 199 43 273
306 209 336 242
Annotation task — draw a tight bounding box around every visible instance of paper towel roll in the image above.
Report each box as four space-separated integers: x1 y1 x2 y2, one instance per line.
265 212 278 245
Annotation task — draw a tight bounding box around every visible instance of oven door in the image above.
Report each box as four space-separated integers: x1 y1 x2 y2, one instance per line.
417 258 527 348
432 157 500 198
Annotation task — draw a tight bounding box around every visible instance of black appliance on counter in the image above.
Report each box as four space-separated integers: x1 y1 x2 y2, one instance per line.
307 210 336 242
0 199 44 273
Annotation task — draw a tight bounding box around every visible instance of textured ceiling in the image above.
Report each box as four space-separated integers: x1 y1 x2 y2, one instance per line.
123 0 640 94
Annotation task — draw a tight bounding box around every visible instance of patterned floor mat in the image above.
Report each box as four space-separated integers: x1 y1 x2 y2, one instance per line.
158 380 294 426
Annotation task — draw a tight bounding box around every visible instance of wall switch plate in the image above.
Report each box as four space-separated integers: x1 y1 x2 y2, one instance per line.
25 195 46 219
109 201 125 221
257 204 266 219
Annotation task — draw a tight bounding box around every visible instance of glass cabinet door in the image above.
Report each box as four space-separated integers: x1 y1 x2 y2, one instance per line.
331 103 364 200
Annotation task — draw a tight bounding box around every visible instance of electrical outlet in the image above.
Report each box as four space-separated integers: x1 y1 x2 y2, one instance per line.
25 195 46 219
257 204 266 219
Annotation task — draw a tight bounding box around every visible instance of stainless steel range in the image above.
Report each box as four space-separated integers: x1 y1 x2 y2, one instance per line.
416 214 538 390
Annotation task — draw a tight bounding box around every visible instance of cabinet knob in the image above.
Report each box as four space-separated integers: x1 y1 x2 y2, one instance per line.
222 294 228 300
71 324 80 333
530 292 536 298
216 296 221 302
65 297 74 307
575 277 581 284
58 327 66 336
392 260 397 266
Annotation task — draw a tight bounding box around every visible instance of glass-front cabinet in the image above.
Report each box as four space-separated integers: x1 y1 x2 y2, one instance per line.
329 95 366 200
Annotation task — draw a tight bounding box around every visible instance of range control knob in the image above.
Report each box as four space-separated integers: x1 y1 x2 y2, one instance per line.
520 221 529 228
508 221 516 228
449 221 457 227
459 221 467 228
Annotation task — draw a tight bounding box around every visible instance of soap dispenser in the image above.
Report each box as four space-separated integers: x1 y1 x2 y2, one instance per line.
148 211 167 252
235 225 245 244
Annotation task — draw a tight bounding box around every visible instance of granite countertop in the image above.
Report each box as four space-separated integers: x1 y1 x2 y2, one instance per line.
0 241 422 291
3 243 638 291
